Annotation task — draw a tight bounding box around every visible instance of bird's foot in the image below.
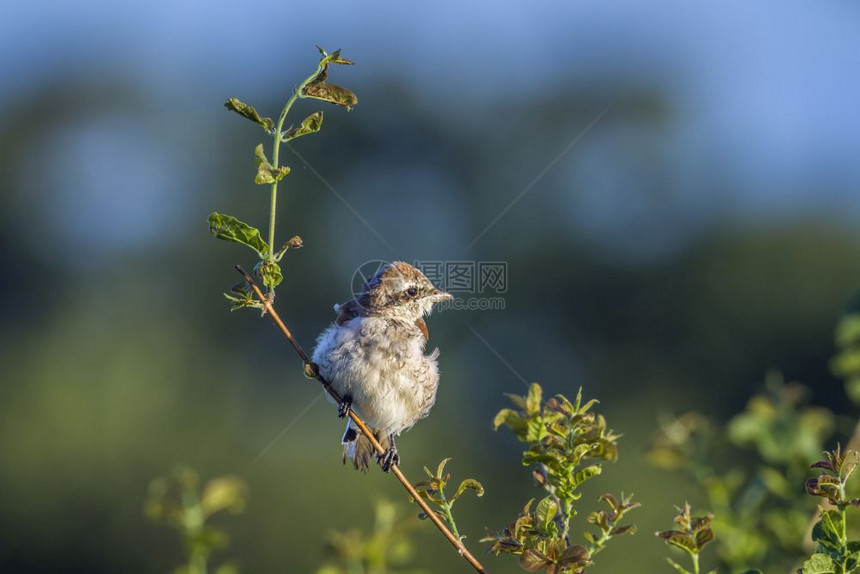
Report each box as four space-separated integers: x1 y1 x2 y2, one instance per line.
377 437 399 472
338 394 353 419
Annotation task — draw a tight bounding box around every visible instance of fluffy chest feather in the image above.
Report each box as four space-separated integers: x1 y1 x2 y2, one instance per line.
311 316 440 434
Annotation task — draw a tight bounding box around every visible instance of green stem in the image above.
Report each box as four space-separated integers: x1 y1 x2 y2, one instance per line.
265 59 327 278
691 552 700 574
588 522 612 557
560 498 573 541
438 490 461 540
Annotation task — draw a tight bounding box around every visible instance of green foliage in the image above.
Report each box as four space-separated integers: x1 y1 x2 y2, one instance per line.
413 458 484 541
145 467 247 574
649 373 834 572
802 447 860 574
315 499 423 574
301 46 358 110
831 313 860 405
208 212 270 258
210 46 355 303
223 97 275 132
282 111 324 142
483 383 638 573
253 143 290 185
655 502 717 574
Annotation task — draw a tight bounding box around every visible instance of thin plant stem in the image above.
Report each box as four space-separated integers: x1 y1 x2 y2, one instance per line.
561 498 572 541
438 489 461 540
265 61 327 286
234 265 488 574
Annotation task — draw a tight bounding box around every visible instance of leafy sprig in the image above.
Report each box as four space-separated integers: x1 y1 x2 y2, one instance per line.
209 47 356 308
802 446 860 574
483 383 637 573
655 502 716 574
413 458 484 541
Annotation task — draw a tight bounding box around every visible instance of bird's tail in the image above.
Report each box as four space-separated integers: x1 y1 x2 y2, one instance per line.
341 421 389 472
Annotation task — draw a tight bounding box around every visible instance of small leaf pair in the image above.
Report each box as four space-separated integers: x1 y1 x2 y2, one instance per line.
655 502 716 574
413 458 483 541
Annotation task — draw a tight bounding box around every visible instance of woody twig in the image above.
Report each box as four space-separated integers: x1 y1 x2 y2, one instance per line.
234 265 487 574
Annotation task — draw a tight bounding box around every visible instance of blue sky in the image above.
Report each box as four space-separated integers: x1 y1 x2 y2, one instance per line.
3 1 859 261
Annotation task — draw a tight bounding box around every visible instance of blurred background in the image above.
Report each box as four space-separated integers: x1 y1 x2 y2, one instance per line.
2 1 859 572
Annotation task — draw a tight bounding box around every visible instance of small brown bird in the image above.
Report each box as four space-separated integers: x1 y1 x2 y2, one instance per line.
311 261 452 471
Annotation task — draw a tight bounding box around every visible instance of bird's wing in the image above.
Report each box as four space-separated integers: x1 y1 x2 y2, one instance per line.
334 298 362 326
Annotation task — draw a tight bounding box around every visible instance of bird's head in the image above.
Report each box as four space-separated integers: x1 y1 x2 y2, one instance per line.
357 261 452 321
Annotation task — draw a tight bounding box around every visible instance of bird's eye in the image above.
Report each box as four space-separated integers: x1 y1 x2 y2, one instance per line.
406 286 418 298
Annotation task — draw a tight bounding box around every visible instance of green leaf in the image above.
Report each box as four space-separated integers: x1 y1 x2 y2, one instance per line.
801 553 837 574
841 450 860 481
846 551 860 572
435 457 451 479
519 549 549 572
255 259 283 290
208 212 268 257
282 111 324 141
224 98 274 132
656 530 697 555
813 509 844 553
526 383 543 415
302 82 358 110
535 496 559 533
493 408 526 433
571 465 602 490
254 144 290 185
316 45 355 66
452 478 485 501
223 291 262 312
558 544 589 568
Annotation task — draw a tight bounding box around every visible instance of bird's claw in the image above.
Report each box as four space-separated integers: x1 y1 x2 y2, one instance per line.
377 443 399 472
338 395 353 419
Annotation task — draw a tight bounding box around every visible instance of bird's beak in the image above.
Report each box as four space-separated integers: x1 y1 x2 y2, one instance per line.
429 288 453 303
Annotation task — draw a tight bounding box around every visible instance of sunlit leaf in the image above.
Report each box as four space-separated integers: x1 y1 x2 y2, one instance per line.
519 549 549 572
493 408 526 433
224 97 274 132
525 383 542 415
302 82 358 111
801 553 836 574
255 259 283 290
571 465 601 490
207 212 268 257
435 458 451 479
452 478 484 501
558 544 589 568
254 143 289 185
282 111 324 141
656 530 697 554
535 496 559 533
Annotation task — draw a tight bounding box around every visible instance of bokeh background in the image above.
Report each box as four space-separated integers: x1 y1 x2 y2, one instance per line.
2 1 860 572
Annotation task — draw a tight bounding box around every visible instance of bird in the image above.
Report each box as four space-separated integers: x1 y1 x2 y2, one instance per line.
311 261 452 472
